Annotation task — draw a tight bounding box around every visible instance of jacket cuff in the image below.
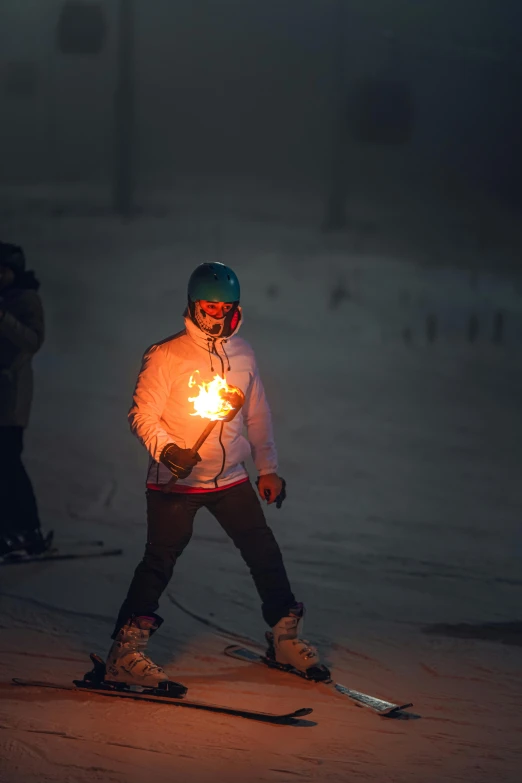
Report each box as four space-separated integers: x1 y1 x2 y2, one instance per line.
257 466 278 477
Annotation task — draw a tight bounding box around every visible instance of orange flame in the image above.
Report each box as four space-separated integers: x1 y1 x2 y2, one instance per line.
188 373 237 421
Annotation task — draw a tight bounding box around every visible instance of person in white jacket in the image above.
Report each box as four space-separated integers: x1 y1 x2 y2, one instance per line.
106 263 328 688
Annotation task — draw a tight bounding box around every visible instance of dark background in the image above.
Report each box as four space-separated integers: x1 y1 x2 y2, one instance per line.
1 4 522 781
1 0 521 214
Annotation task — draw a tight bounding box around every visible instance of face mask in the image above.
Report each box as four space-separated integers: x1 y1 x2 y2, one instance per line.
189 300 240 338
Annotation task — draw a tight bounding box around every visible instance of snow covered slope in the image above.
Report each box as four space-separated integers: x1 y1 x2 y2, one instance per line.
1 187 521 782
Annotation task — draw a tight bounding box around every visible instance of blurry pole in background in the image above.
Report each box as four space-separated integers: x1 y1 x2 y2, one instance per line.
56 0 110 198
47 11 59 193
322 0 347 232
113 0 135 217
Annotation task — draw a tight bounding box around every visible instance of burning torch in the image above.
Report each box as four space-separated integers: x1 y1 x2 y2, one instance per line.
162 374 245 491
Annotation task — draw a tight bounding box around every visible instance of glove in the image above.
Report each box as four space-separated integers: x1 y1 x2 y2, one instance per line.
274 478 287 509
160 443 201 480
256 476 287 509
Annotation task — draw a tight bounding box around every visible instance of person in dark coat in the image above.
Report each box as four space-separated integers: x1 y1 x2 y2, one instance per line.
0 242 49 556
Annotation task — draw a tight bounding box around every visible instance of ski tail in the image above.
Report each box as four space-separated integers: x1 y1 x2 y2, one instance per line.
0 547 123 565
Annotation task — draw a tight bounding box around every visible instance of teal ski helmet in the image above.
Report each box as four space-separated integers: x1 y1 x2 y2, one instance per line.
187 262 240 304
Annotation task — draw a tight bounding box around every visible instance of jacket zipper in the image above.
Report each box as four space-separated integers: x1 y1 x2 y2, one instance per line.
212 341 227 488
214 421 226 488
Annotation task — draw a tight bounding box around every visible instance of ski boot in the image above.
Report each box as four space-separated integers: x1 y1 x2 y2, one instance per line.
105 614 186 696
0 535 17 558
23 528 54 555
265 603 331 682
0 528 53 558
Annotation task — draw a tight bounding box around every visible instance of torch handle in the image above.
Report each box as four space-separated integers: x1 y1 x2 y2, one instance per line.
190 420 218 455
162 420 218 492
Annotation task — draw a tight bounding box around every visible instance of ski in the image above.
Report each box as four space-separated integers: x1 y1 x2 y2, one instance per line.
11 652 312 725
0 547 123 566
12 678 312 724
224 644 412 717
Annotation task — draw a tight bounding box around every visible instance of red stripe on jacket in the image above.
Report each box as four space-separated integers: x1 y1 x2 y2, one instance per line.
146 477 249 494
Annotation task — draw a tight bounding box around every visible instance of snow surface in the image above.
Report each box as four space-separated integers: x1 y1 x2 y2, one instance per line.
1 184 521 782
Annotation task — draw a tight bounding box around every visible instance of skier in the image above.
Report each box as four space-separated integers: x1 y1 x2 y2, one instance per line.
107 262 328 688
0 242 49 556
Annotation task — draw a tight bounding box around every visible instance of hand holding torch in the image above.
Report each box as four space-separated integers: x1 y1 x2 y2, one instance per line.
161 377 245 492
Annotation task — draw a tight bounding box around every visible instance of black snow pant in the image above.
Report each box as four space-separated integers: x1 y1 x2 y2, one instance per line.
112 480 296 637
0 426 41 536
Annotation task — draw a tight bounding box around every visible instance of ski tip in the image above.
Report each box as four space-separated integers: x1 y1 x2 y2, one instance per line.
289 707 313 718
388 702 414 715
269 707 314 723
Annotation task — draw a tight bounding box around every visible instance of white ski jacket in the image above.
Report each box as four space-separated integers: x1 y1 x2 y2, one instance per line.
128 313 278 490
